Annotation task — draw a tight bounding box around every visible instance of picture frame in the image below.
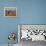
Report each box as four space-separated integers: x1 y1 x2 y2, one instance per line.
4 7 17 17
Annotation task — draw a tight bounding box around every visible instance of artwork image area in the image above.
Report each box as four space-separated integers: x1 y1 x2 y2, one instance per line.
19 25 46 41
4 7 17 16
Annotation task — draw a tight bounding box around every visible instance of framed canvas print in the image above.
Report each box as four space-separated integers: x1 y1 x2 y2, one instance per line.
18 24 46 41
4 7 17 16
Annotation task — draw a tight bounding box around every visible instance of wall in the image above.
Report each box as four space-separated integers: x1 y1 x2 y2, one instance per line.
19 0 46 24
0 0 20 44
0 0 46 44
